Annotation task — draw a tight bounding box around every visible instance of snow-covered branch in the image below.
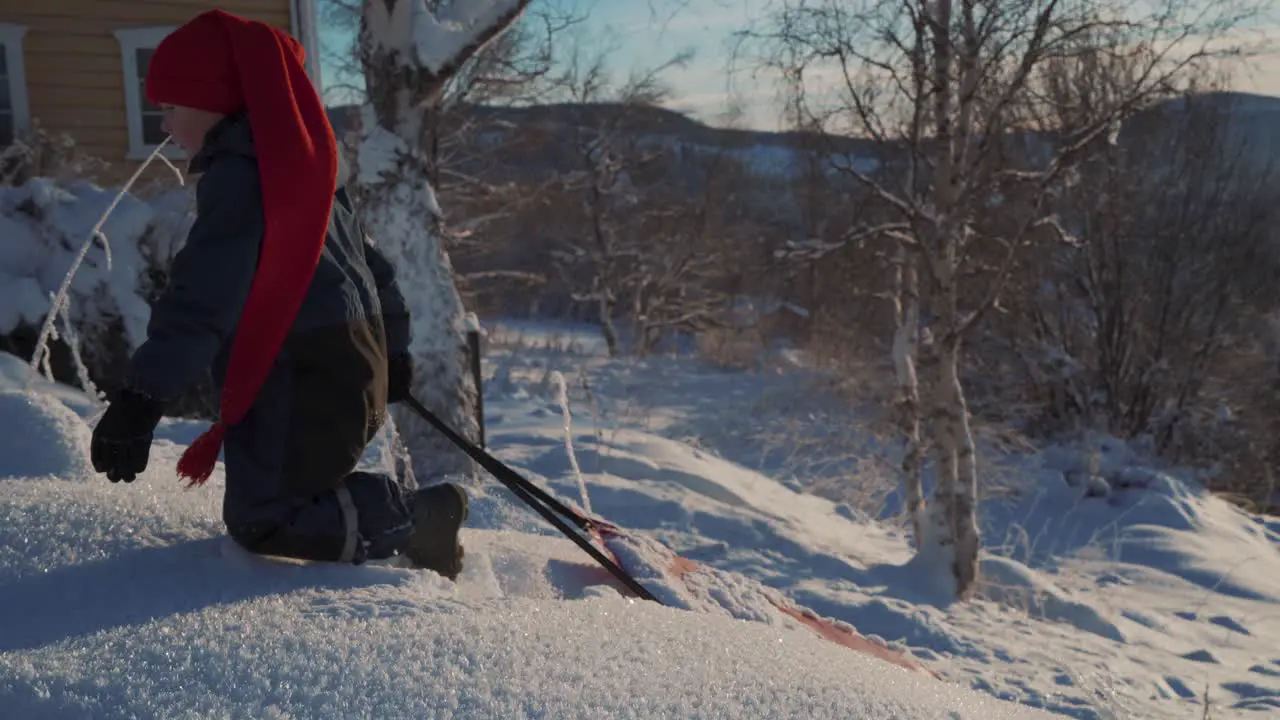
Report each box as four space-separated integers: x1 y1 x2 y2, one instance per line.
365 0 534 75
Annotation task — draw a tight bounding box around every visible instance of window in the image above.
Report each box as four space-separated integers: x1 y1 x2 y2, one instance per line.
0 41 10 146
114 27 178 159
0 24 31 147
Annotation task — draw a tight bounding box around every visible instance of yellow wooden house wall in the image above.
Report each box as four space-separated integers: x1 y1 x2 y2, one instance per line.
4 0 295 185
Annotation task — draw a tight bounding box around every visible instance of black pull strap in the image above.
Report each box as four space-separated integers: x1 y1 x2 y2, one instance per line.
404 395 661 604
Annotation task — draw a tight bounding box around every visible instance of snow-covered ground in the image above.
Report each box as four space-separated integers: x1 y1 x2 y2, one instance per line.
1 318 1277 718
480 319 1280 718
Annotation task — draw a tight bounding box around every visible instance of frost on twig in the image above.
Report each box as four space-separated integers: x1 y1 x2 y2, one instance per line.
552 370 592 516
27 137 182 396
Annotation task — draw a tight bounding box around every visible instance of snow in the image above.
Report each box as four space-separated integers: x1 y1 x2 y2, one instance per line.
353 106 412 189
0 353 1041 719
476 320 1280 718
363 0 530 76
0 389 92 479
2 317 1279 718
551 370 592 515
0 177 192 373
635 133 880 181
357 113 476 482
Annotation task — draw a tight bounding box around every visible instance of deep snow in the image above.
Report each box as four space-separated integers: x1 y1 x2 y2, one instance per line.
478 319 1280 718
0 350 1047 719
0 317 1277 718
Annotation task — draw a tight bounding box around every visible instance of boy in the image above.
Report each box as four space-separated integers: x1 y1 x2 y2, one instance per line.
88 9 468 577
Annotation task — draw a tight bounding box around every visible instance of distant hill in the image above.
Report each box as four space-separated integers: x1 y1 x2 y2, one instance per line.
326 91 1280 189
325 101 882 182
1122 91 1280 182
326 102 880 155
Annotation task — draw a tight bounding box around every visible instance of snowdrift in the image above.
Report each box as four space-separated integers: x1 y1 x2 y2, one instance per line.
5 311 1279 718
481 321 1280 718
0 358 1050 718
0 389 92 480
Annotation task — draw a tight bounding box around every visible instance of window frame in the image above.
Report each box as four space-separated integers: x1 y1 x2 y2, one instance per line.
113 27 180 160
0 23 31 146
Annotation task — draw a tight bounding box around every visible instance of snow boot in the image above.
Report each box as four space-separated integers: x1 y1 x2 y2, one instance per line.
404 482 469 579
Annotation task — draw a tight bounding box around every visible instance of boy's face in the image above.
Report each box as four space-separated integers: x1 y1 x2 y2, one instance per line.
160 105 225 156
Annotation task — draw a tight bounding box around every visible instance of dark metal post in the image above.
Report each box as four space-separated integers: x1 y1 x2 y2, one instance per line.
467 328 485 449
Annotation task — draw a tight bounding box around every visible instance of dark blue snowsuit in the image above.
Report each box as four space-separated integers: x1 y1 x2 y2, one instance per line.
125 113 414 564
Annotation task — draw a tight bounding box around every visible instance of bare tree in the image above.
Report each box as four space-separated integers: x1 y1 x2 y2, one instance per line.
744 0 1259 598
629 154 753 355
326 0 581 221
541 49 694 355
1009 86 1280 451
324 0 573 108
357 0 533 483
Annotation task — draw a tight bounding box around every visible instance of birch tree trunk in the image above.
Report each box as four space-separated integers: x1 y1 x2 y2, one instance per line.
914 250 981 599
915 0 980 599
920 329 982 599
891 244 926 544
598 292 620 357
357 0 531 484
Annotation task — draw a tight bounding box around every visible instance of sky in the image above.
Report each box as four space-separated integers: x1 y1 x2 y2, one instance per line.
319 0 1280 132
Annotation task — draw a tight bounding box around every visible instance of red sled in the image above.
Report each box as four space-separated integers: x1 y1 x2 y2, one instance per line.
406 396 938 679
586 518 938 678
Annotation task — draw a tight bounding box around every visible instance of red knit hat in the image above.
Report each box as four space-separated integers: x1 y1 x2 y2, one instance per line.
145 10 338 486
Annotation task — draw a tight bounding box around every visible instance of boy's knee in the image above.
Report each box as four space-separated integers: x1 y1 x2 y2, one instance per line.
225 521 279 554
224 501 358 564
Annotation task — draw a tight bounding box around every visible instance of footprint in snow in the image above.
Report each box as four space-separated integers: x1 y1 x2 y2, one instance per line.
1233 697 1280 712
453 549 503 599
1172 611 1250 635
1181 649 1220 664
1121 609 1164 630
1208 615 1250 635
1162 675 1198 700
1220 681 1280 700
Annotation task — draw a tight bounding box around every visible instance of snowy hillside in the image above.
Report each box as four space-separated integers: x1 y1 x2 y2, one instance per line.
2 317 1278 718
1130 91 1280 181
331 93 1280 186
0 350 1045 719
481 320 1280 718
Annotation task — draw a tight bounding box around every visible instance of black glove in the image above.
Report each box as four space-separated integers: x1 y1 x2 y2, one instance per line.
91 388 164 483
387 352 413 404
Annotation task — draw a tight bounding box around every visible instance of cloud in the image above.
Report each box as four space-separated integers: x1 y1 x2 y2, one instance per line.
1219 24 1280 95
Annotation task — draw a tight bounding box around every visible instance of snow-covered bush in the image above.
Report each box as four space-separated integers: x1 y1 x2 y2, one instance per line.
0 120 111 188
0 175 192 395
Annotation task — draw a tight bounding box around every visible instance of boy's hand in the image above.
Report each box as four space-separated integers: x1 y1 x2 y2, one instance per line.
387 352 413 404
91 389 164 483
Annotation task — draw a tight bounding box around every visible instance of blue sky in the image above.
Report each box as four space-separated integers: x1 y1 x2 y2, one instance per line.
319 0 794 129
547 0 783 126
319 0 1280 132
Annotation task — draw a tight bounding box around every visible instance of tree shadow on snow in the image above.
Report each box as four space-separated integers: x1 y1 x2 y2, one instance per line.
0 538 411 653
